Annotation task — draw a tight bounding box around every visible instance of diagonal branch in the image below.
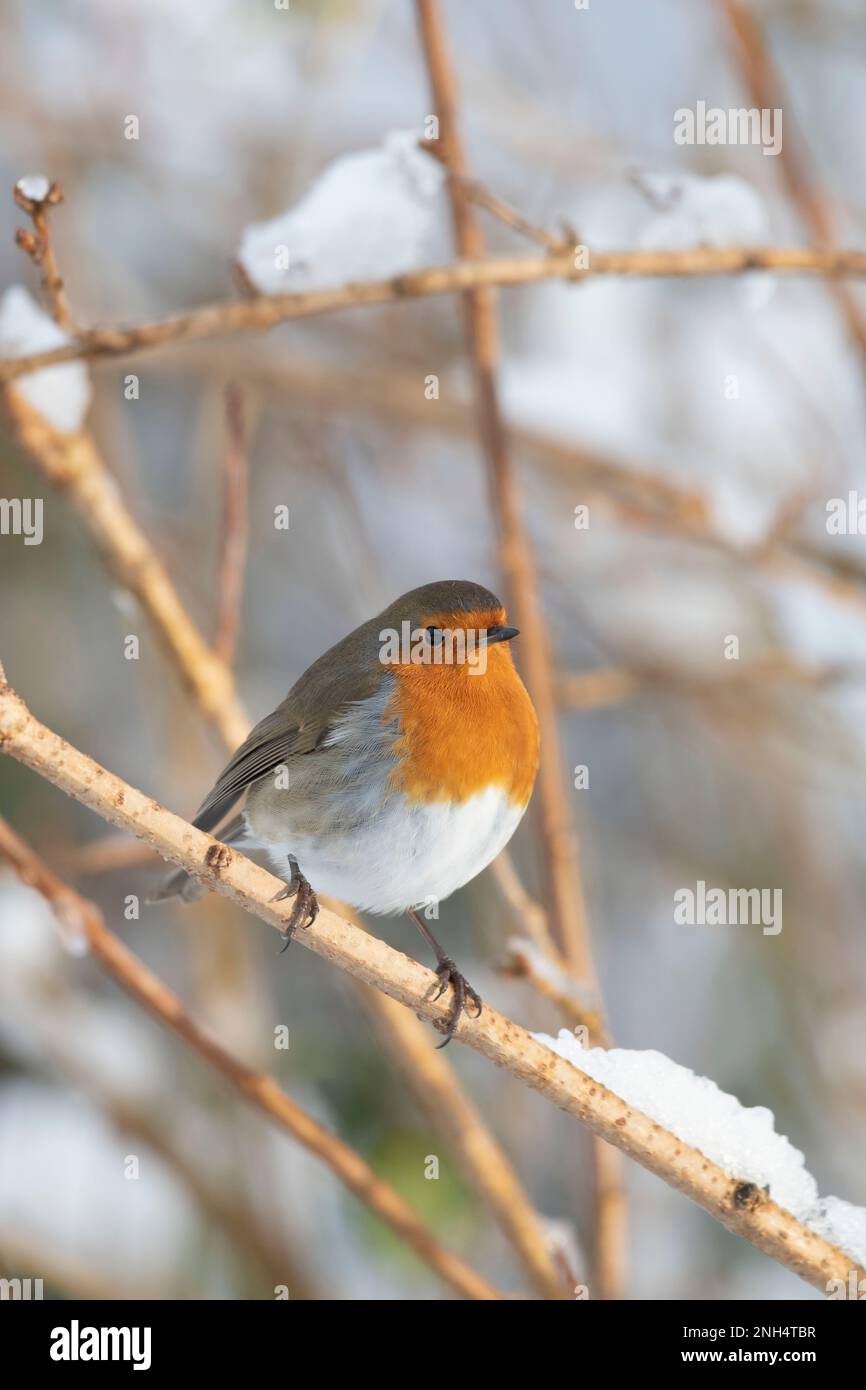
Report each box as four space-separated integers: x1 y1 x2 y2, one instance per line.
1 671 860 1294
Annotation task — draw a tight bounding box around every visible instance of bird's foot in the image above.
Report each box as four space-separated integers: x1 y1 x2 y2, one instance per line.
429 957 482 1048
272 858 319 950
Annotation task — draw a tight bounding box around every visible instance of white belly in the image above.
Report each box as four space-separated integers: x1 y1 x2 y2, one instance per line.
249 784 525 916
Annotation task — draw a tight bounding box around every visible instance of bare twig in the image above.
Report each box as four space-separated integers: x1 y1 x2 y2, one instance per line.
0 673 858 1294
418 139 565 249
0 813 502 1303
13 177 73 330
214 383 249 666
503 936 604 1037
0 246 864 385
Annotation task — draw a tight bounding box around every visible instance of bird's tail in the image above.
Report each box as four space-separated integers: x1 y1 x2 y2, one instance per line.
147 814 248 904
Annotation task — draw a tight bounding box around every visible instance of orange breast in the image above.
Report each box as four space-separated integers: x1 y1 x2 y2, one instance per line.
385 645 539 807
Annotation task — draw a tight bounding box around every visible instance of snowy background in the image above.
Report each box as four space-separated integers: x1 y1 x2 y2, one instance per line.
1 0 866 1300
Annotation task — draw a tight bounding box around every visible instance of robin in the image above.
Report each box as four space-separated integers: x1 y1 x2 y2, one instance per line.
153 580 539 1043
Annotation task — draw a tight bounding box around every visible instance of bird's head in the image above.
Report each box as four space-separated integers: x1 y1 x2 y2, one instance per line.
376 580 519 679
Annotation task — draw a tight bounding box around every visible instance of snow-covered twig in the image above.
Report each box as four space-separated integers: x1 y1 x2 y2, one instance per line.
0 813 502 1303
13 177 73 331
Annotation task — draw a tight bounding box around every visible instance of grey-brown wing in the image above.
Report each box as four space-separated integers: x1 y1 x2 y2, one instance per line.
192 707 310 833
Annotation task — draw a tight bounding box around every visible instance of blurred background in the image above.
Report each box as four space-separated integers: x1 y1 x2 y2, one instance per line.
1 0 866 1300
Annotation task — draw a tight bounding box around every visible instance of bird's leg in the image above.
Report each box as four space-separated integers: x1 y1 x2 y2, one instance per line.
273 854 319 950
408 908 482 1047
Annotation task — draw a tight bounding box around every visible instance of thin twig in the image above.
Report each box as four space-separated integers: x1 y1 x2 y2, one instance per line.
13 178 73 330
0 246 864 384
0 673 858 1294
503 936 605 1037
214 382 249 666
0 813 502 1303
418 139 565 249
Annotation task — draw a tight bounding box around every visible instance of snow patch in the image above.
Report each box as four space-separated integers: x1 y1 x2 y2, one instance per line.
237 129 447 294
536 1030 866 1267
16 174 52 202
0 287 91 432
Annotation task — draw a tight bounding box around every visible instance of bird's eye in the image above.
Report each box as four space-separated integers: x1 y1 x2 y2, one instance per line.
426 626 443 646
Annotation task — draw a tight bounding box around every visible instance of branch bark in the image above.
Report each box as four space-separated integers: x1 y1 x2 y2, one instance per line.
1 670 859 1295
1 246 864 384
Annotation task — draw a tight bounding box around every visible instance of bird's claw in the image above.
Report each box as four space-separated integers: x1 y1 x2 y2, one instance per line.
273 866 318 951
430 957 482 1047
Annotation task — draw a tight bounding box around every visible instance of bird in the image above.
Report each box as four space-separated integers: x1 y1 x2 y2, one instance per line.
152 580 539 1044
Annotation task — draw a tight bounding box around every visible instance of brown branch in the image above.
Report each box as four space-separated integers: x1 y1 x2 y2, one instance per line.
13 177 73 330
0 246 864 384
214 382 249 666
0 812 502 1303
0 672 858 1293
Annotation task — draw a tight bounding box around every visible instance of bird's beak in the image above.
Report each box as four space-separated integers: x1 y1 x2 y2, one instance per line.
485 625 520 645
